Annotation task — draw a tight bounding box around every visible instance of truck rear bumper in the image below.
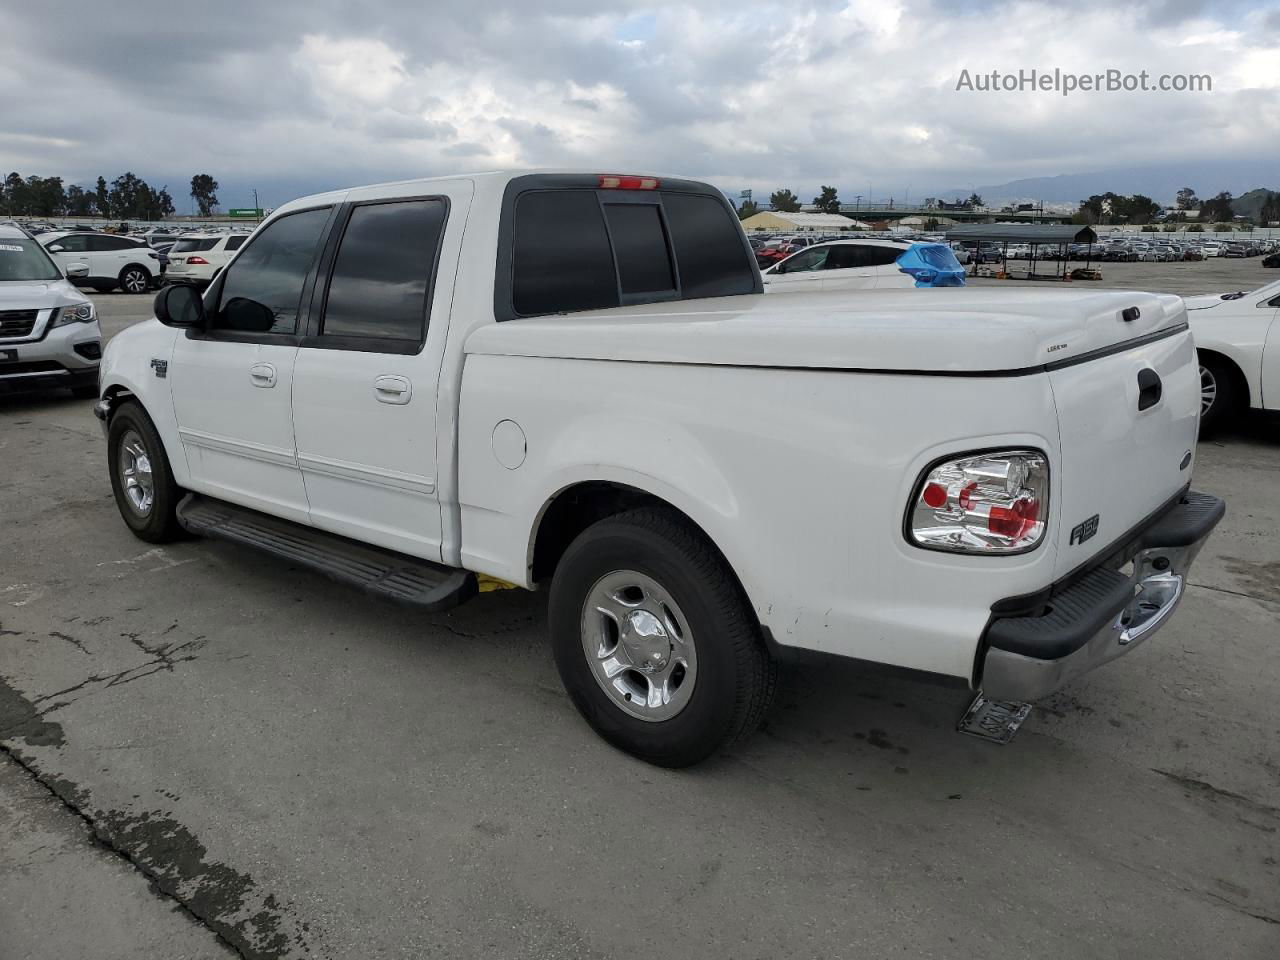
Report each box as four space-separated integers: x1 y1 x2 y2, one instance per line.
978 491 1225 702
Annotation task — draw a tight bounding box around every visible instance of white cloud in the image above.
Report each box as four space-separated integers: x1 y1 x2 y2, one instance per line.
0 0 1276 206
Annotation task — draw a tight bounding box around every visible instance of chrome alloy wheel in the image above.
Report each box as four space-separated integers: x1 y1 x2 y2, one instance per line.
580 570 698 722
121 268 149 293
1199 364 1218 417
117 428 155 515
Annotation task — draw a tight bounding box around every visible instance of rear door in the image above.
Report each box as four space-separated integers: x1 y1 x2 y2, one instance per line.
290 183 468 560
820 243 890 290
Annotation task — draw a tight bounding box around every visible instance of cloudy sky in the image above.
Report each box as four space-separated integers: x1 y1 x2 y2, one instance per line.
2 0 1278 209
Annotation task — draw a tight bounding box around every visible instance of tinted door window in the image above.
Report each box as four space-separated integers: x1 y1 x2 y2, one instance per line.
513 191 618 316
225 235 247 251
780 247 829 272
210 207 329 335
662 194 756 298
95 235 136 251
49 234 88 253
320 199 447 342
603 203 674 294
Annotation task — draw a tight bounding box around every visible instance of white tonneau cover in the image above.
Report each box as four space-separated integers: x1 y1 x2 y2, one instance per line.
466 287 1188 374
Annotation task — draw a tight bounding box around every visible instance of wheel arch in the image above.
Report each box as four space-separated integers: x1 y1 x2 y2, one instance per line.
1197 347 1252 408
529 480 756 611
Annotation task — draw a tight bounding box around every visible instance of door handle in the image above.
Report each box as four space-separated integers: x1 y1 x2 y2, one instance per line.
249 362 276 388
373 375 412 405
1137 368 1162 411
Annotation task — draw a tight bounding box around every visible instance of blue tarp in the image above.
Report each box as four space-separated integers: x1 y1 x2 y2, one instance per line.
895 243 966 287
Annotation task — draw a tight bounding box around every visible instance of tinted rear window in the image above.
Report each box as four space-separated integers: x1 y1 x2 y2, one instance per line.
225 236 247 251
650 193 754 299
513 191 618 316
510 189 756 317
173 238 219 253
603 204 674 294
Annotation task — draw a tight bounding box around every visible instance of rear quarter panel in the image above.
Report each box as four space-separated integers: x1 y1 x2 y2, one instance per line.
458 354 1064 680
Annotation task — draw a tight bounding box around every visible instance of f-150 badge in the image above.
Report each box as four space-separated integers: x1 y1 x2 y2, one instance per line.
1069 513 1100 546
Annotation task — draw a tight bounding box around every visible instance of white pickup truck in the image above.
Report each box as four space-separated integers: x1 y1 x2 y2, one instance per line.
94 171 1223 766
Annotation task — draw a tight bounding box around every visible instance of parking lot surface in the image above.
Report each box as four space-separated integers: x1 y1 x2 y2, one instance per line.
2 264 1278 959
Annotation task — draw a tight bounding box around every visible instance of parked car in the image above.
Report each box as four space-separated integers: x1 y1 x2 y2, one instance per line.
1220 243 1247 258
1199 243 1222 257
949 242 973 264
95 169 1222 767
39 231 161 293
1183 279 1280 431
762 239 915 291
1262 251 1280 268
162 233 250 288
0 224 102 398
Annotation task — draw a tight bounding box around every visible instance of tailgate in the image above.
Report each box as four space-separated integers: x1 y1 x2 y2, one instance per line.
1048 327 1200 578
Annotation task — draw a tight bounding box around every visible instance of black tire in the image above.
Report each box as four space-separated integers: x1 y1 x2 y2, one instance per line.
107 400 184 542
118 265 151 295
548 508 776 767
1198 354 1241 435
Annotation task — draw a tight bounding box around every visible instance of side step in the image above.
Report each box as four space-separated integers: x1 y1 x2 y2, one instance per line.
176 494 477 611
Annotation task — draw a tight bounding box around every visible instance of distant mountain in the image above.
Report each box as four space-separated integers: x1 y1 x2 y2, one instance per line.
931 160 1280 208
1230 188 1279 220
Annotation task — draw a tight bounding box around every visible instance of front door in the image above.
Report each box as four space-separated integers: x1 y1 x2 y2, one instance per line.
291 184 467 560
1261 296 1280 410
170 205 335 523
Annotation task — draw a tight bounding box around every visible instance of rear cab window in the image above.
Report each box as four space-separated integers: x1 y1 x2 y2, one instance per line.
499 174 759 320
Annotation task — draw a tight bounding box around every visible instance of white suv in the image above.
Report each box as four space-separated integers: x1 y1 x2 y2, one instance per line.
162 233 249 288
39 231 161 294
0 225 102 398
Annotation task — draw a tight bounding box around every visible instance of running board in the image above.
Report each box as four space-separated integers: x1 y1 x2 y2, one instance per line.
176 494 477 611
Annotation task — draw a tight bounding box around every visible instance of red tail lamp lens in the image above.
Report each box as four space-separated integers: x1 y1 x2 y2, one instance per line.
598 175 660 190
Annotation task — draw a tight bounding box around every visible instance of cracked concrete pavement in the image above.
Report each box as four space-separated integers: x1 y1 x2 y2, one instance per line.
0 285 1278 959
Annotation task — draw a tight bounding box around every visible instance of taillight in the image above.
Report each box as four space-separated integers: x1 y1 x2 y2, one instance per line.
907 450 1049 554
186 256 209 264
598 174 660 190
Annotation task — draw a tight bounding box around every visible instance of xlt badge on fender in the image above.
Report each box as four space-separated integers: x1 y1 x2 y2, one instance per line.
1069 513 1100 546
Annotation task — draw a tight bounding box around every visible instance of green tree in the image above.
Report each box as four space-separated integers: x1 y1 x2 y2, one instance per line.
966 193 984 208
769 188 801 212
65 184 95 217
108 172 148 219
1175 186 1198 211
24 175 65 216
737 200 759 220
1258 191 1280 226
812 185 840 214
1200 191 1234 223
94 176 110 218
3 172 26 214
155 187 176 219
190 173 219 216
1122 194 1160 224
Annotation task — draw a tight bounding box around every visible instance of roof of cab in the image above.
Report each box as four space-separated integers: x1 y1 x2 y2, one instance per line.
274 169 695 215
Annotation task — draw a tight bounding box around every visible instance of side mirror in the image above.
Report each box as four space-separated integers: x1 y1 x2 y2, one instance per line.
65 263 89 278
48 244 65 253
154 284 206 329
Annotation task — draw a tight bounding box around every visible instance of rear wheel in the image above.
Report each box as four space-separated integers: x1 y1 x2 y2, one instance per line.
1198 354 1240 435
118 265 151 294
107 401 184 542
548 508 775 767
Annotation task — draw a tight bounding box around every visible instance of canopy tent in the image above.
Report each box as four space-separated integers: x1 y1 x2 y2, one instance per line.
945 224 1098 279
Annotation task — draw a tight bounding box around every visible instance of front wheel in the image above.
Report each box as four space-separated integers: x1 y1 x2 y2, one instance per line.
548 508 776 767
107 401 184 542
